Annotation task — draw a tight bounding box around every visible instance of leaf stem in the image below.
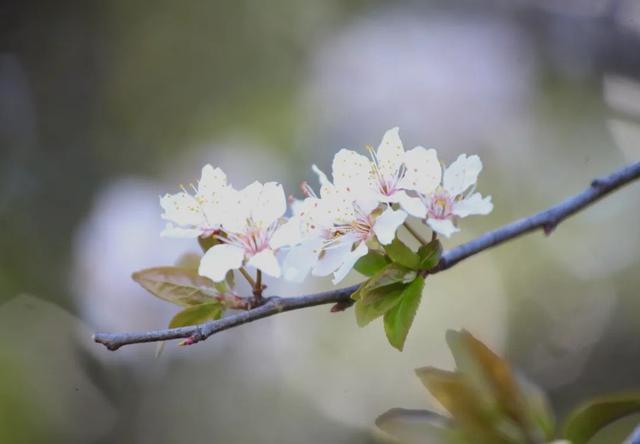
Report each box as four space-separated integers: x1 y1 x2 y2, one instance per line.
239 267 256 288
403 222 430 246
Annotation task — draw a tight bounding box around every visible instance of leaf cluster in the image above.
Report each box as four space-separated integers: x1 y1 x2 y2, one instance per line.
376 330 640 444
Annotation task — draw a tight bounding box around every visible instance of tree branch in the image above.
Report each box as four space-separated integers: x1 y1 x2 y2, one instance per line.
94 161 640 351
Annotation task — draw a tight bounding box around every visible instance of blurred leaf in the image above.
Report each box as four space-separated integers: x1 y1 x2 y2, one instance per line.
418 239 443 270
383 276 424 351
415 367 511 444
174 252 202 270
384 238 420 270
354 251 389 276
517 375 556 442
213 270 236 294
169 301 224 328
354 283 407 327
448 330 526 425
132 266 217 307
563 393 640 444
376 408 459 444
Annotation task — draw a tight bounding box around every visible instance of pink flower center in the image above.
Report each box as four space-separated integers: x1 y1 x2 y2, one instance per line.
220 221 277 255
427 190 454 220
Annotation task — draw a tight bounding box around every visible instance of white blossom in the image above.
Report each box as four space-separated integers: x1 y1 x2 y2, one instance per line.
283 164 406 284
331 127 427 217
160 164 229 238
408 150 493 237
198 181 294 282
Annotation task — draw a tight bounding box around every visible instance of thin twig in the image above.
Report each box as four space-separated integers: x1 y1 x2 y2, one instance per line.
94 161 640 351
238 267 256 288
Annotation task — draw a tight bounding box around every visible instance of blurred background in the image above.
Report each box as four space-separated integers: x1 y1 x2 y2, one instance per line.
1 0 639 442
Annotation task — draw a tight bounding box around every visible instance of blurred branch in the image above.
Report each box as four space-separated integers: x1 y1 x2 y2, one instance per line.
94 161 640 351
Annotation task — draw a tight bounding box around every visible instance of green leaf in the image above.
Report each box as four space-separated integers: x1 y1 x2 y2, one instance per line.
563 393 640 444
197 234 219 252
354 251 389 276
415 367 511 444
174 252 202 270
418 239 442 270
168 301 224 328
384 238 420 270
383 276 425 351
132 267 217 307
376 408 459 444
360 263 416 295
355 283 407 327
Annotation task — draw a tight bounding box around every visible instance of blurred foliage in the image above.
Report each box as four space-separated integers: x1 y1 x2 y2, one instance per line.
377 330 640 444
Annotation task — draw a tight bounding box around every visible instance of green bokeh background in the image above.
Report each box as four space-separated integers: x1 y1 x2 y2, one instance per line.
1 1 639 443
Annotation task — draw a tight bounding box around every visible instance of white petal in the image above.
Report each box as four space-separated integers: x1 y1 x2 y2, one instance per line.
394 191 427 218
312 241 353 277
282 238 323 282
373 207 407 245
332 242 369 284
198 244 245 282
443 154 483 196
252 182 287 226
331 149 372 194
270 217 302 249
160 223 202 238
426 218 459 238
400 146 442 195
375 127 404 179
219 186 251 233
247 249 281 278
312 164 332 189
452 193 493 218
160 192 204 227
197 164 227 196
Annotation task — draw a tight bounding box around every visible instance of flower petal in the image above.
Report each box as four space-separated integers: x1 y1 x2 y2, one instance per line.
270 217 302 249
393 190 427 218
199 244 245 282
197 164 227 197
400 146 442 195
160 192 204 227
252 182 287 226
373 207 407 245
426 218 459 238
312 241 353 277
247 249 281 278
282 238 323 282
332 148 372 194
332 242 369 284
160 223 202 238
452 193 493 218
376 127 404 179
443 154 482 196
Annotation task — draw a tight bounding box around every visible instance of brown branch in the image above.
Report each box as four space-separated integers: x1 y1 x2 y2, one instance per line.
94 161 640 351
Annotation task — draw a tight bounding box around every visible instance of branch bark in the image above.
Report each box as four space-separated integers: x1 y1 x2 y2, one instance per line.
94 161 640 351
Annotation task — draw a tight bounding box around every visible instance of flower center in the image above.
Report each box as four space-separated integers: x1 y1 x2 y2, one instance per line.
427 189 454 219
220 221 277 255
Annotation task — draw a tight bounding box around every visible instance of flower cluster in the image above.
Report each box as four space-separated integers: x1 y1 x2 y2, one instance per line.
160 128 492 285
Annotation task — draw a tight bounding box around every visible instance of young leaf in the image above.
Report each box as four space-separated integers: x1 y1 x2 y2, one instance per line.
418 239 442 270
384 238 420 270
354 251 390 276
414 367 509 443
355 283 407 327
363 263 417 293
132 267 217 307
383 275 425 351
376 407 459 444
563 393 640 444
169 301 224 328
447 330 528 429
